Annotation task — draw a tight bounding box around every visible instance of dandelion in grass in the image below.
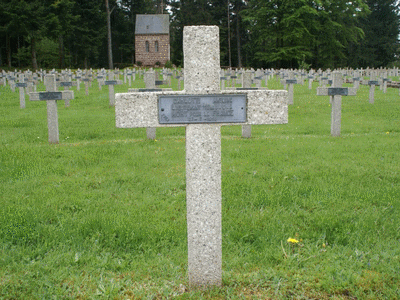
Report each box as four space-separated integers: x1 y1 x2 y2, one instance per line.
287 238 299 244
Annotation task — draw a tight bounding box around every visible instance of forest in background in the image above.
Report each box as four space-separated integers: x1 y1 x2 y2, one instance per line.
0 0 399 70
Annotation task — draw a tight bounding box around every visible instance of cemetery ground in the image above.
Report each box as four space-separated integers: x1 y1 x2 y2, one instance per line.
1 73 399 299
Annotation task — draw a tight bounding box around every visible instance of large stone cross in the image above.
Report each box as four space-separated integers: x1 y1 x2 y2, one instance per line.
29 74 74 144
317 71 356 136
115 26 288 287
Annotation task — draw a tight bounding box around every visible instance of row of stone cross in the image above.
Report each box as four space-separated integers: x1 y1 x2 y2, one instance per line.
3 64 398 144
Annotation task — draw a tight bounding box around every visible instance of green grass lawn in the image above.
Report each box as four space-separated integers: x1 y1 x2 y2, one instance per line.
1 73 399 299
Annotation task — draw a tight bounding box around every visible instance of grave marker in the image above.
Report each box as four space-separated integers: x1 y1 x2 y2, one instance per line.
29 75 74 144
115 26 288 287
317 71 356 136
365 72 378 104
105 73 122 107
284 71 297 105
17 74 27 109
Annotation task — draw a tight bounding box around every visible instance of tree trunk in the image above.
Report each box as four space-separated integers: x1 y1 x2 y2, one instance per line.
31 36 38 69
227 0 231 68
236 13 242 68
105 0 113 70
59 34 64 69
6 33 11 68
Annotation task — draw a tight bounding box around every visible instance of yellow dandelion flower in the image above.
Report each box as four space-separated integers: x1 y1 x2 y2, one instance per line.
287 238 299 244
386 132 389 134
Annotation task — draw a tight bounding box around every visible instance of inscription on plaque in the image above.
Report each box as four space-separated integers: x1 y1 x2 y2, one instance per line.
60 82 73 87
155 80 165 86
237 87 259 90
368 80 379 85
39 92 63 101
286 79 297 84
105 80 117 85
158 94 247 124
139 88 162 92
16 83 27 88
328 88 348 96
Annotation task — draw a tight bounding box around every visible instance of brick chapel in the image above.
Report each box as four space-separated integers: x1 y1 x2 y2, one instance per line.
135 14 170 66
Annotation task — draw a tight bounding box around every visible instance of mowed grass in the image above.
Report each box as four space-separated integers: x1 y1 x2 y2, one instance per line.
0 72 399 299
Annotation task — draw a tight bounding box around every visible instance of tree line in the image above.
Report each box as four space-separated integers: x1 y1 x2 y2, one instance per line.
0 0 399 70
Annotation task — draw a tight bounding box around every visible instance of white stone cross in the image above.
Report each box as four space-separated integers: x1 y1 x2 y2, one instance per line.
284 71 297 105
29 74 74 144
16 74 27 109
115 26 288 287
317 71 357 136
59 76 76 107
105 72 122 107
363 72 378 104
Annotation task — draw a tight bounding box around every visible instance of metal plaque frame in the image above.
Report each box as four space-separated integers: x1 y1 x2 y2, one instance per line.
158 94 247 124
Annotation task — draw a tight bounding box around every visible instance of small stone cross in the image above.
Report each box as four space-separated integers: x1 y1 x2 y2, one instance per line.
364 72 378 104
284 71 297 105
16 74 27 109
29 74 74 144
317 71 357 136
105 72 122 107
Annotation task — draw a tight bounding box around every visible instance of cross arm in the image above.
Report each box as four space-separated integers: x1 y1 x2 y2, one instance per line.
115 90 288 128
316 87 357 96
29 90 74 101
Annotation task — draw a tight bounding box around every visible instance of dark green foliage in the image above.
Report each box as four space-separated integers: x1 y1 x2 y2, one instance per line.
0 0 399 69
348 0 400 68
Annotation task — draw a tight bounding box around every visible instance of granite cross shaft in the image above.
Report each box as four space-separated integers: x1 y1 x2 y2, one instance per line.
29 74 74 144
317 71 356 137
115 26 288 287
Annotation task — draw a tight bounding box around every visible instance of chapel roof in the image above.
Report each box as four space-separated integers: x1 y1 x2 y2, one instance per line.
135 14 169 35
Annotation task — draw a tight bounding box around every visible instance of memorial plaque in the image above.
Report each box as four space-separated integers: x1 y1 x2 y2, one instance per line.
82 78 90 82
368 80 379 85
231 76 237 79
155 80 164 86
39 92 63 101
105 80 117 85
321 77 328 80
138 88 162 92
60 82 73 87
97 76 104 79
254 76 262 80
308 76 314 79
328 88 348 96
286 79 297 84
353 77 360 81
220 77 227 80
76 76 81 79
158 94 247 124
236 87 259 90
328 80 333 85
16 83 27 88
